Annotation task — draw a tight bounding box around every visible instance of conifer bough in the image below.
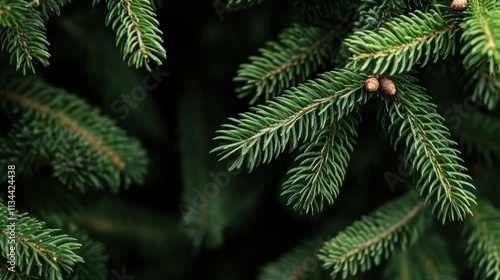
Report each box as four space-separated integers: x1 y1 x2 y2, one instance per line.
211 0 500 279
0 0 166 74
0 0 164 278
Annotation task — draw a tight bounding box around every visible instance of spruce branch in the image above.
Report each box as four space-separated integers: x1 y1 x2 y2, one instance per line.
377 74 476 223
0 75 148 191
0 7 50 74
0 0 30 27
94 0 166 71
42 214 108 280
212 68 372 172
460 0 500 74
318 191 428 279
0 118 58 179
462 199 500 280
234 23 344 104
382 233 458 280
0 202 83 280
345 6 459 75
281 111 361 215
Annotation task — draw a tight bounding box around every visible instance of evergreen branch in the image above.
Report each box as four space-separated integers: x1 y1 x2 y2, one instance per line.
0 203 83 280
0 0 29 27
0 8 50 74
377 74 476 223
42 214 108 280
453 111 500 165
235 23 343 104
318 191 428 279
0 118 57 179
460 0 500 74
95 0 166 71
0 76 148 191
211 68 372 172
382 233 458 280
63 234 107 280
258 236 328 280
281 111 361 215
345 6 459 75
462 199 500 280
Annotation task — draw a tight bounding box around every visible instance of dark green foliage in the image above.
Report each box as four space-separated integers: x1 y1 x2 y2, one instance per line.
345 7 459 75
318 191 428 279
0 76 148 192
234 23 342 104
41 214 108 280
454 111 500 165
212 68 371 172
38 0 68 20
0 0 165 73
460 0 500 110
377 75 476 223
460 0 500 74
210 0 500 278
0 202 83 280
93 0 166 71
462 199 500 280
0 7 50 74
258 231 332 280
2 0 500 278
282 111 360 214
291 0 349 24
382 233 458 280
0 0 167 278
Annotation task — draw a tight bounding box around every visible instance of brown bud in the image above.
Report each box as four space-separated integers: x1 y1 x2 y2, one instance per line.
380 77 396 96
364 77 379 92
451 0 467 10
